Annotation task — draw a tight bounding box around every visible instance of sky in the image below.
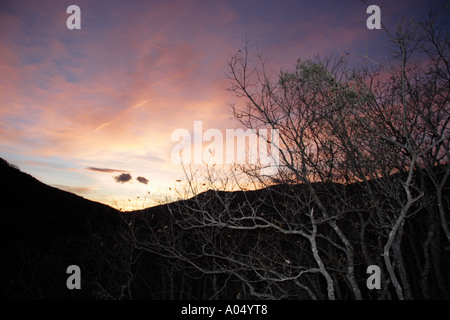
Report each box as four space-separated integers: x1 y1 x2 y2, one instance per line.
0 0 445 210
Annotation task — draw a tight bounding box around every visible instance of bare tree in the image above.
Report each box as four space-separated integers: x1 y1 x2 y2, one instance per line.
122 10 449 300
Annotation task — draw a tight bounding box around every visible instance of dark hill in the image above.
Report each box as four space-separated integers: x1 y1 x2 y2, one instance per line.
126 166 450 300
0 158 125 299
1 157 449 300
0 158 120 238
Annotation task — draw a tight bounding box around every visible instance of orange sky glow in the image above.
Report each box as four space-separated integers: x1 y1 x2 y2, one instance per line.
0 0 436 210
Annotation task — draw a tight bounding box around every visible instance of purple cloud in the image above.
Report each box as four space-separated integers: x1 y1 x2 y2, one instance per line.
136 176 149 184
87 167 128 173
114 173 132 183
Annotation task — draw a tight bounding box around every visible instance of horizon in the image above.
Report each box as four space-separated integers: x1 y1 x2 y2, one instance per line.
0 0 444 210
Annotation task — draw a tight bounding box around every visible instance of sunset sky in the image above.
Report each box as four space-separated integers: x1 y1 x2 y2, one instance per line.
0 0 441 210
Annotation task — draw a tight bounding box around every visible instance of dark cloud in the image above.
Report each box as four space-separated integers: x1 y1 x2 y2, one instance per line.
114 173 132 183
136 176 149 184
86 167 128 173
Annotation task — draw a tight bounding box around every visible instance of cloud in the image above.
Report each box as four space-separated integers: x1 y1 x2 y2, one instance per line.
0 0 432 210
114 173 132 183
136 176 149 184
25 160 68 169
87 167 128 173
53 184 94 194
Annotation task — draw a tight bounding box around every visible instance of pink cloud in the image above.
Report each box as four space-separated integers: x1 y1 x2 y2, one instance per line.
0 0 433 208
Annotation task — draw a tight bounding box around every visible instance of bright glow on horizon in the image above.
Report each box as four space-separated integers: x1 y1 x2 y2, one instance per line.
0 0 434 210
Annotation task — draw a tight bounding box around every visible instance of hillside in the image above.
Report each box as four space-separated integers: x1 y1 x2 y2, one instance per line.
127 167 450 300
0 158 120 237
1 157 449 299
0 158 124 299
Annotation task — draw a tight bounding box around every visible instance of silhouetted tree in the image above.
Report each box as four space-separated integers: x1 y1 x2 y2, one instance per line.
125 9 449 300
